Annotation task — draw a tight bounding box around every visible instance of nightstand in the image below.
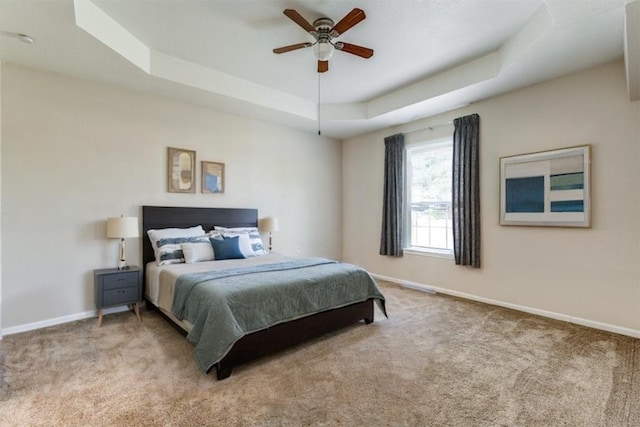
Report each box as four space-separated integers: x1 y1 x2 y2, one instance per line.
94 266 143 326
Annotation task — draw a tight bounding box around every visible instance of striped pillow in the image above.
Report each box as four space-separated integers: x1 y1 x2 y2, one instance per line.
207 229 224 240
214 226 266 255
147 226 206 265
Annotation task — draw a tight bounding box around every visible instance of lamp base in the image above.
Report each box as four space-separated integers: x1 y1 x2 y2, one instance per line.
117 238 128 269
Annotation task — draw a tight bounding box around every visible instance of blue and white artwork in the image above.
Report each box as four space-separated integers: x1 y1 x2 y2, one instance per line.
500 146 590 227
204 174 220 192
201 161 224 194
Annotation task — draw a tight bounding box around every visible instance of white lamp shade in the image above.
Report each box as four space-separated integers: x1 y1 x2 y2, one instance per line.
313 41 334 61
107 217 139 239
262 217 279 232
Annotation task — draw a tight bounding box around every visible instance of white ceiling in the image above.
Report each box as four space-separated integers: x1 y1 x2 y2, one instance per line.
0 0 636 139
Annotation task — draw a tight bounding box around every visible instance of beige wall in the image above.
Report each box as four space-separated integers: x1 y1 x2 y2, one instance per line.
3 60 638 335
0 62 3 335
343 60 640 334
1 64 342 330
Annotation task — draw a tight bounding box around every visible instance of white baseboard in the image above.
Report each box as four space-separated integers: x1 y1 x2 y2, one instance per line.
371 273 640 339
1 305 131 337
3 276 638 340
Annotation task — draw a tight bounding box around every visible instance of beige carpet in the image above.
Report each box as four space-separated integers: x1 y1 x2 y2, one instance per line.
0 281 638 426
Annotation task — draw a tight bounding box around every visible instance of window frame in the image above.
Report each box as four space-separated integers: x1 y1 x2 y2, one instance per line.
404 137 454 257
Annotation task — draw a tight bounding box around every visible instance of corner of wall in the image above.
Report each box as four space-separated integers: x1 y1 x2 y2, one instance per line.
0 60 4 339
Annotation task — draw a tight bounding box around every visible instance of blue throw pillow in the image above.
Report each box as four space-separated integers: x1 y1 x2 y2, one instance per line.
210 236 245 260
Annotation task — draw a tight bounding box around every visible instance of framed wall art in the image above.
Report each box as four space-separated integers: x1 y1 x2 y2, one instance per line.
201 161 225 193
500 145 590 227
167 147 196 193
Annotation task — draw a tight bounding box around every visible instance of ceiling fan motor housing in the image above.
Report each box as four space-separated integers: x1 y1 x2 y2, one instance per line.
313 17 335 42
313 17 334 32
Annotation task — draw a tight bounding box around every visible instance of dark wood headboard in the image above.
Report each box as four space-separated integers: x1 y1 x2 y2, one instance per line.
141 205 258 268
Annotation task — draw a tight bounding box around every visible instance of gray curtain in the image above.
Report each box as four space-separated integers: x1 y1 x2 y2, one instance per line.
452 114 481 268
380 133 405 257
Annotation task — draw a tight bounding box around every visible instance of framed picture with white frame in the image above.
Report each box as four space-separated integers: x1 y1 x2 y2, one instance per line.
499 145 591 227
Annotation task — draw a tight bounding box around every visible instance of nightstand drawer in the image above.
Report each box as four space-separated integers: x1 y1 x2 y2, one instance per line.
102 272 139 291
103 286 139 306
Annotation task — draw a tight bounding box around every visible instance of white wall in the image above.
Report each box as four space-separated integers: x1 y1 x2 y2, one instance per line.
343 60 640 334
1 64 342 330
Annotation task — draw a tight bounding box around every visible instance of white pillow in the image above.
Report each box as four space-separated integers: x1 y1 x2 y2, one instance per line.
147 226 206 265
181 242 215 264
215 226 266 255
214 226 255 232
222 232 255 257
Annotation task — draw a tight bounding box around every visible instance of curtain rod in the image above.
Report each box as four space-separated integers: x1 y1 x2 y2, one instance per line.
403 121 453 134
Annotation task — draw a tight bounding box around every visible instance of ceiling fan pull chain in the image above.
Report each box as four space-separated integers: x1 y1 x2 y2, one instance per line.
317 72 321 136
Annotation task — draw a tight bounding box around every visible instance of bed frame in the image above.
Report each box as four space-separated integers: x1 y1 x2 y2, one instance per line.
141 205 374 380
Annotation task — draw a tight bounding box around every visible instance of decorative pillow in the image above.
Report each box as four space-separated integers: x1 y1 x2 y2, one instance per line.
210 236 245 260
222 232 255 257
214 226 266 255
147 226 206 265
181 242 215 264
207 229 224 240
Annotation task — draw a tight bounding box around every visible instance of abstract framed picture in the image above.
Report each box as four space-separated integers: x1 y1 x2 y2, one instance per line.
167 147 196 193
201 161 225 194
500 145 590 227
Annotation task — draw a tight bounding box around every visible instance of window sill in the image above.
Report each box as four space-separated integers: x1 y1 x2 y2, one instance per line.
403 247 454 259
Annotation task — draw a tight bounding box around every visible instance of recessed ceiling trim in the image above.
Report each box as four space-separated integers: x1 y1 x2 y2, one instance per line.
321 103 368 121
73 0 542 128
150 51 316 119
56 0 628 138
74 0 150 73
327 2 553 122
498 3 552 70
75 0 316 120
366 52 500 119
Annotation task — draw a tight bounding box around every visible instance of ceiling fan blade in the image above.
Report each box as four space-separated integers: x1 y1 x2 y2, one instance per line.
283 9 316 33
335 42 374 58
330 8 366 37
318 60 329 73
273 42 312 54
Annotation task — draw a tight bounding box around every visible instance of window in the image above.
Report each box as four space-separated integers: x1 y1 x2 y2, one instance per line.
406 138 453 253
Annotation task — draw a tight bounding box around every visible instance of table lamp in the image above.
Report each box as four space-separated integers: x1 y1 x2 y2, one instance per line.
107 216 139 269
262 217 279 252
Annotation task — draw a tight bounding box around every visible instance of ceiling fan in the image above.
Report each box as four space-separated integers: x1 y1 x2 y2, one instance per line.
273 8 374 73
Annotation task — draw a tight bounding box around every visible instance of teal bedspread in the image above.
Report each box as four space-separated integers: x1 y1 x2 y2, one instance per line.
171 258 386 373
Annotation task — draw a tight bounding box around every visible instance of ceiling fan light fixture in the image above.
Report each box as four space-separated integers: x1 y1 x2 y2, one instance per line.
313 41 334 61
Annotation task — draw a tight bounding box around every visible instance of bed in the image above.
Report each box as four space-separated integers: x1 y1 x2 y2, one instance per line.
142 205 386 380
